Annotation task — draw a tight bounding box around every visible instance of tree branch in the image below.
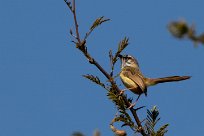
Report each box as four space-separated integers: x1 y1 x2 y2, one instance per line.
65 0 147 135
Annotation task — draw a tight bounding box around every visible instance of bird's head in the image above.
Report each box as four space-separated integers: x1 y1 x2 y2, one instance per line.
118 54 139 69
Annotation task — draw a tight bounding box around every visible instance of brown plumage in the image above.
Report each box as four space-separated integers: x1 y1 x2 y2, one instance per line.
119 54 191 96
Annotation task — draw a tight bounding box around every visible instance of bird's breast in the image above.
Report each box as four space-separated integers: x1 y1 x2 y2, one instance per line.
120 72 141 94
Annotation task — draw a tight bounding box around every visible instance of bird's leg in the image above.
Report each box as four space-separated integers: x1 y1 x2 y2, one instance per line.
128 102 136 109
128 95 141 109
119 88 128 95
136 95 141 102
119 87 136 95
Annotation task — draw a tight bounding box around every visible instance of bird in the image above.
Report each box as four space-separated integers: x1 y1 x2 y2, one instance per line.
119 54 191 99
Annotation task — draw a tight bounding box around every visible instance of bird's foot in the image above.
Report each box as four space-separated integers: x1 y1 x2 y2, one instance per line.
127 95 141 109
119 88 129 95
119 87 137 96
128 102 136 109
119 90 125 95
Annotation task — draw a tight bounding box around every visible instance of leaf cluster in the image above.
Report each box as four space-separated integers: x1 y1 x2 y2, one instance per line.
109 37 129 76
83 74 107 90
84 16 110 41
107 88 136 128
145 106 169 136
90 16 110 31
168 20 204 46
64 0 73 11
83 74 135 129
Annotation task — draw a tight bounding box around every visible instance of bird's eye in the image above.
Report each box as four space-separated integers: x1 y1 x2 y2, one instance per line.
127 56 133 59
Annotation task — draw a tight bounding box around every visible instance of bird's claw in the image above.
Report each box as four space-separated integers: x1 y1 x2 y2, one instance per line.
119 90 125 95
128 102 136 109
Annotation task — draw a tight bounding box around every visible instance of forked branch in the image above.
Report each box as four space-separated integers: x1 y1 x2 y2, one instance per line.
64 0 147 135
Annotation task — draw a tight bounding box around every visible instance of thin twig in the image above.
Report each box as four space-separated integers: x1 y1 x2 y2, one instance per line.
109 50 114 76
72 0 81 43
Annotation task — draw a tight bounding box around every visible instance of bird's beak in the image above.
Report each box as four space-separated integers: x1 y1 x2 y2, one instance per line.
118 54 123 59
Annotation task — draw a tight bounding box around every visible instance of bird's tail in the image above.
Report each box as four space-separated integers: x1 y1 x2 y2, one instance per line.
146 76 191 86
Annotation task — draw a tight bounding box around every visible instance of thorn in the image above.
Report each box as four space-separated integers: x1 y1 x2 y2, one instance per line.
134 106 146 111
64 0 73 11
70 33 77 39
71 40 77 44
136 95 141 102
70 29 73 35
140 118 146 124
110 72 114 77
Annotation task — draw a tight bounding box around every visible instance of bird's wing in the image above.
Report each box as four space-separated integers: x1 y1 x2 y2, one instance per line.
124 69 147 95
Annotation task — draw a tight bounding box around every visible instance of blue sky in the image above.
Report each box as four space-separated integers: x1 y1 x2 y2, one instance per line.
0 0 204 136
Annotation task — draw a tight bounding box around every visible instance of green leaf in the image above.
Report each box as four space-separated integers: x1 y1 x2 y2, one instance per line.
145 106 169 136
156 124 169 136
84 16 110 40
83 74 107 89
118 37 129 53
90 16 110 30
112 37 129 64
64 0 72 11
168 21 189 38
